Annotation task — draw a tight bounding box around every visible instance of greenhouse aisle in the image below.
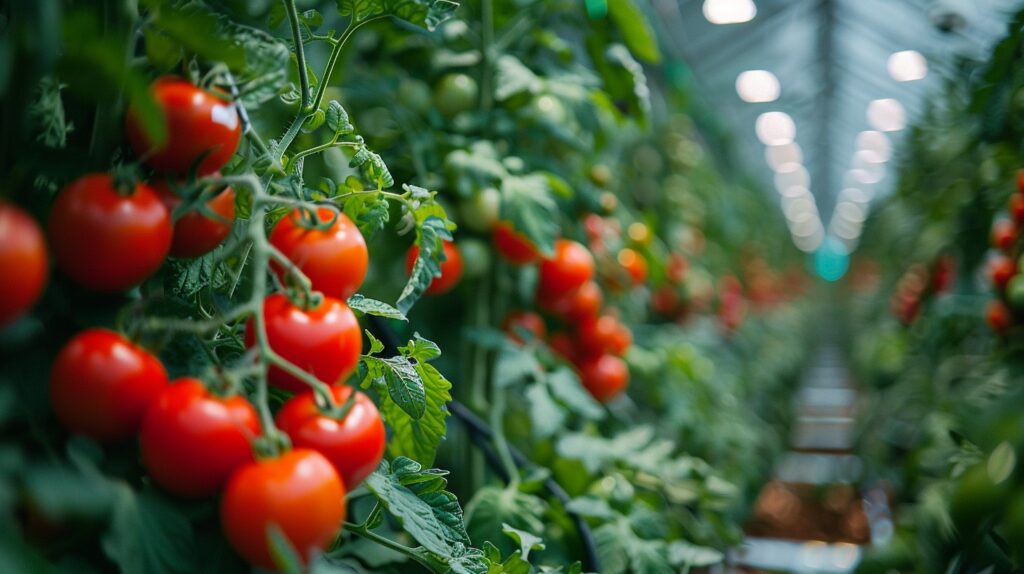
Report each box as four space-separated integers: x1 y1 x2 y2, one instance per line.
729 345 891 573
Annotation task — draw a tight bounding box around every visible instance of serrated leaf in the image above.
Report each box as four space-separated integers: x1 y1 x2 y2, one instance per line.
397 217 453 314
342 189 390 237
347 294 407 321
464 487 546 557
362 356 426 419
336 0 461 31
102 487 196 574
500 174 559 256
350 147 394 188
326 100 355 135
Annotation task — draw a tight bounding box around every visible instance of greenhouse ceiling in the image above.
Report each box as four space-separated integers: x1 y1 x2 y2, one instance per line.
653 0 1021 251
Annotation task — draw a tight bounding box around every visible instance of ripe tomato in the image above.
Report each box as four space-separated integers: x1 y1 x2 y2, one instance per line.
221 449 344 570
270 207 368 299
50 329 169 441
1010 195 1024 225
616 248 649 286
140 379 259 498
578 314 631 357
246 294 362 393
0 203 47 327
126 77 241 176
577 354 628 403
492 222 540 265
651 285 680 315
49 174 172 292
538 239 594 300
989 255 1017 291
540 280 603 322
931 255 955 293
548 331 577 362
503 311 547 344
405 240 463 295
275 386 385 490
153 179 235 258
991 219 1018 252
433 73 478 118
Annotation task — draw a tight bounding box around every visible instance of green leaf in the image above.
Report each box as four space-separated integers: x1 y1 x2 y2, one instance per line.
326 100 355 136
546 368 604 420
341 189 390 237
524 382 564 439
464 486 546 557
268 525 304 574
667 541 723 568
495 345 542 388
362 355 426 419
592 522 629 574
347 294 408 321
501 525 544 560
350 147 395 188
493 55 543 102
102 487 196 574
165 254 229 299
28 76 72 149
607 0 661 64
336 0 461 31
396 216 453 314
500 174 559 256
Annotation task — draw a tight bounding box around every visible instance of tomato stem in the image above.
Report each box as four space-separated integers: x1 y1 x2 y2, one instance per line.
282 0 311 111
341 522 445 572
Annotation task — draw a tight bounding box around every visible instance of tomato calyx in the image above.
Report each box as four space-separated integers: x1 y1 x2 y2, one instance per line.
109 165 144 197
290 205 342 233
251 431 293 461
314 385 358 421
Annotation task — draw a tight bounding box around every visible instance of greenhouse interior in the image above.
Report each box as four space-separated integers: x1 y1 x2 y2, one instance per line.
4 0 1024 572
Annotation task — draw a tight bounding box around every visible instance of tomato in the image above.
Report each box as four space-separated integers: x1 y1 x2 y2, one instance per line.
583 215 605 245
540 280 602 322
1010 194 1024 225
492 222 540 265
270 207 368 299
987 300 1013 334
578 314 631 357
140 378 259 497
0 203 47 327
576 354 628 403
275 386 385 490
589 164 612 188
126 77 241 176
405 240 463 295
50 329 169 441
246 294 362 393
667 254 688 284
538 240 594 300
153 179 235 258
221 449 344 570
651 285 680 315
548 331 577 362
1018 169 1024 194
991 218 1018 251
459 187 500 233
503 311 547 344
931 255 955 293
1008 275 1024 309
49 174 171 292
457 238 491 279
433 73 478 118
989 255 1017 291
616 248 649 286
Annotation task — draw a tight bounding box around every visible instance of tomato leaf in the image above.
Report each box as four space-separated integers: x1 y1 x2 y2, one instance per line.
524 382 564 439
102 486 197 574
326 100 355 136
500 174 559 257
501 525 545 560
667 540 724 568
396 215 453 315
546 368 604 420
347 294 408 321
362 355 426 419
335 0 461 31
606 0 661 64
464 486 547 559
493 55 543 102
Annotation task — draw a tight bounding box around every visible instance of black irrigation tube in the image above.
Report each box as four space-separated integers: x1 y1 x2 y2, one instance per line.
365 316 601 572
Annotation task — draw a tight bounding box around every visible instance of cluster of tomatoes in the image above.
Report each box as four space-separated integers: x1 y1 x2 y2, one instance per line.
1 76 390 569
889 255 955 326
985 172 1024 335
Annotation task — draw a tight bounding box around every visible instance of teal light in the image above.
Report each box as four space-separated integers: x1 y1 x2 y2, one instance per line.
813 236 850 282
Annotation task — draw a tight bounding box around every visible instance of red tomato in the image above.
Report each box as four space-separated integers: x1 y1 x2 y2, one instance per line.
1010 195 1024 225
405 240 463 295
126 78 241 176
245 294 362 393
932 255 955 293
221 449 344 570
989 255 1017 291
538 240 594 300
0 203 48 326
651 285 680 315
270 207 368 299
548 331 577 362
49 174 171 292
502 311 547 344
275 386 385 490
153 179 235 258
616 248 649 285
578 314 632 358
667 253 688 285
50 329 169 441
492 222 540 265
577 354 628 403
1018 170 1024 194
987 300 1013 335
540 280 603 322
140 378 259 497
992 219 1018 252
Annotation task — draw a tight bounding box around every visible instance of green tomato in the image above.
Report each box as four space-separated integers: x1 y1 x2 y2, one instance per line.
458 187 500 233
433 73 478 119
1008 274 1024 309
457 238 491 279
528 94 568 126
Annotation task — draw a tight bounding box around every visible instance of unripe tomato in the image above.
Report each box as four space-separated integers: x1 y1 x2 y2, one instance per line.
275 386 385 490
616 248 649 286
1008 275 1024 309
577 354 628 403
538 240 594 300
589 164 612 188
1010 194 1024 225
540 280 602 322
992 219 1018 251
246 295 362 393
270 207 368 299
987 300 1013 334
457 238 491 279
989 255 1017 291
578 314 631 357
50 329 169 441
49 174 172 292
140 378 259 497
221 449 344 570
405 240 463 295
502 311 546 344
126 77 241 176
459 187 500 233
0 203 47 327
492 222 540 265
153 179 235 258
433 73 478 118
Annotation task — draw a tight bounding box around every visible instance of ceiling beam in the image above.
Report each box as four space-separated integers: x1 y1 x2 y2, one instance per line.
815 0 837 215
